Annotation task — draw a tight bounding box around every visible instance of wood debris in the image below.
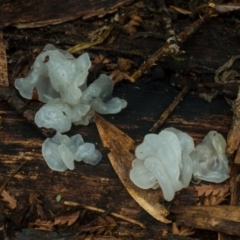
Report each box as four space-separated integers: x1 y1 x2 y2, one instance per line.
1 189 17 210
172 222 195 237
29 211 80 230
78 216 117 235
170 205 240 236
123 15 142 34
227 86 240 162
194 183 230 197
0 31 8 86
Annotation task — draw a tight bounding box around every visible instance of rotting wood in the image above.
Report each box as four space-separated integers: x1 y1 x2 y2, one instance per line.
0 31 8 87
95 113 170 224
170 205 240 236
0 0 133 28
227 86 240 163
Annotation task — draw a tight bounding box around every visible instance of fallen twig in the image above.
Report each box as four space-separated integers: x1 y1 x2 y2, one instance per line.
0 159 27 196
131 11 211 81
64 201 146 229
150 86 190 132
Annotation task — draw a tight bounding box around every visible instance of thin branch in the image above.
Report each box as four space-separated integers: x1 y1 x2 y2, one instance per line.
150 86 190 132
131 11 212 81
0 159 27 195
64 201 146 229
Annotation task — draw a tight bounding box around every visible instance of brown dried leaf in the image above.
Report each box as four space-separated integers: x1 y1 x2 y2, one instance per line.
172 222 195 236
117 57 136 72
95 114 170 223
1 189 17 209
54 211 80 226
29 193 46 219
79 216 117 235
111 69 135 84
203 191 230 206
123 15 142 34
194 183 229 197
98 216 108 226
92 54 111 66
88 26 110 42
29 219 53 231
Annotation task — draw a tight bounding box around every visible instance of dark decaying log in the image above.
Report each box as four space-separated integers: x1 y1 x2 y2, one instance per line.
0 0 133 28
171 205 240 236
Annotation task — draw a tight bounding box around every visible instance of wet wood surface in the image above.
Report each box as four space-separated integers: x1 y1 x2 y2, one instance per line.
0 4 239 239
0 0 133 28
0 80 232 239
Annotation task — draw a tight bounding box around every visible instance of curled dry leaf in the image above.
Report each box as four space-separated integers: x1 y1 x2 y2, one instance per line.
172 222 195 236
124 15 142 34
1 189 17 210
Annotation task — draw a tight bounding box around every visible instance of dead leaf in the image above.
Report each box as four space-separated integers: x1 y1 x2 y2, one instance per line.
29 219 53 231
95 114 170 223
124 15 142 34
1 189 17 209
92 54 111 66
29 193 46 219
170 5 192 15
172 222 195 236
88 26 110 43
53 211 80 226
111 69 135 84
79 215 117 235
194 183 229 197
202 191 230 206
117 58 136 72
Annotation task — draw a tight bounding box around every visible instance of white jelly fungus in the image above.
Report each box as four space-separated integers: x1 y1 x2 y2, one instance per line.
15 44 127 133
190 131 229 183
130 128 229 201
42 132 102 171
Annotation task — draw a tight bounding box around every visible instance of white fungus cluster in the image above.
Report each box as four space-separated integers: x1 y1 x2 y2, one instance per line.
190 131 229 183
42 132 102 171
130 128 229 201
15 44 128 171
15 44 127 133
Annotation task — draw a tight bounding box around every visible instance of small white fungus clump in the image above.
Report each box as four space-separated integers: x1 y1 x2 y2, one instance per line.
15 44 127 133
42 132 102 171
130 127 194 201
190 131 229 183
130 128 229 201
